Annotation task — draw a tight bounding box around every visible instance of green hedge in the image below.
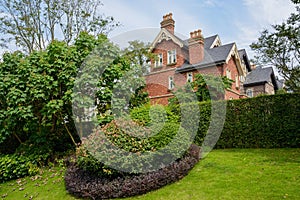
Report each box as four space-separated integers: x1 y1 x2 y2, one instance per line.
167 93 299 148
216 93 300 148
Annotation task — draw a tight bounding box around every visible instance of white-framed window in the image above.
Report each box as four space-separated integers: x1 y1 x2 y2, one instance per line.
187 72 193 82
154 53 163 67
226 69 232 79
169 76 174 90
246 89 253 97
235 75 239 88
167 49 176 64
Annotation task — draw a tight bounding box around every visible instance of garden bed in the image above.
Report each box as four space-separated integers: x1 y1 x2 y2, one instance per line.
65 144 200 199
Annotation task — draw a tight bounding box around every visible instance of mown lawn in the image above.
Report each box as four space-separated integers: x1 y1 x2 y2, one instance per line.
1 149 299 200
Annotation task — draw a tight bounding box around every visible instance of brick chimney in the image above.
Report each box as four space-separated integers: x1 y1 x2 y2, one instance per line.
160 13 175 34
189 29 204 65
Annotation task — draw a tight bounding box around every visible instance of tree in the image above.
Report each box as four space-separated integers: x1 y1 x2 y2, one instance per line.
168 74 233 105
0 0 119 53
0 32 108 151
122 40 155 74
251 0 300 92
192 74 233 102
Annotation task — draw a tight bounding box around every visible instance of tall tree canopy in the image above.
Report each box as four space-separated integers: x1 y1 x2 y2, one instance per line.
0 0 119 53
251 0 300 92
0 32 148 153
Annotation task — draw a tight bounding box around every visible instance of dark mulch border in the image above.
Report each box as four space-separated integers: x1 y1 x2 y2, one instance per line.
65 144 201 200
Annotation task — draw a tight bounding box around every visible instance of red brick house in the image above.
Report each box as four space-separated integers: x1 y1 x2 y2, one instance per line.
243 66 279 97
145 13 252 105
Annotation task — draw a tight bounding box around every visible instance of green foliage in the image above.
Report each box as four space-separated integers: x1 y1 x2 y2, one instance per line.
187 93 300 148
251 1 300 92
169 74 233 106
192 74 233 101
0 38 81 150
0 154 39 182
73 35 149 128
0 32 149 157
122 40 155 73
76 120 191 175
0 0 119 53
130 104 179 126
66 145 200 199
217 93 300 148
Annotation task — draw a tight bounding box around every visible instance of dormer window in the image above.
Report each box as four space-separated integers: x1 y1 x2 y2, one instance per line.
154 53 163 68
167 49 176 64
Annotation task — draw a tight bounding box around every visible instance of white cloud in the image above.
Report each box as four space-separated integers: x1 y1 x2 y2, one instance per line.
100 0 203 40
243 0 296 26
203 0 217 7
234 0 296 58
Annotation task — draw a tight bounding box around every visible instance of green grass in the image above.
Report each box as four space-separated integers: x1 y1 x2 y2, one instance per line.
1 149 299 200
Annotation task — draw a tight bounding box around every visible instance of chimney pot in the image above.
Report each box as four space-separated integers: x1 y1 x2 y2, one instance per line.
160 13 175 34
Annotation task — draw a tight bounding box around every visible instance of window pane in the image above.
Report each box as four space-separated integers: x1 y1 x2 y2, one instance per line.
167 50 176 64
169 76 174 89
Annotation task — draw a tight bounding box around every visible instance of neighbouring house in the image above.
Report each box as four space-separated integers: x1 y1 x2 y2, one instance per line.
276 78 285 91
145 13 252 105
243 66 279 97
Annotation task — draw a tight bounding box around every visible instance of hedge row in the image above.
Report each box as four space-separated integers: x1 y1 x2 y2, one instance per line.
170 93 300 149
217 93 300 148
65 144 200 199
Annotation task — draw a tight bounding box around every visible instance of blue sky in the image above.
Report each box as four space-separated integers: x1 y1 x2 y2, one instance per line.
99 0 296 59
0 0 296 60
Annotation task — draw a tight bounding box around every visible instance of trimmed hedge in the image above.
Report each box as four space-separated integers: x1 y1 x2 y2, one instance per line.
172 93 300 148
217 93 300 148
65 144 200 199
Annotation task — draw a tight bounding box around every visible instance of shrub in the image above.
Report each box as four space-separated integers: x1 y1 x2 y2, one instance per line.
0 154 39 182
130 104 179 125
65 144 200 199
76 118 193 175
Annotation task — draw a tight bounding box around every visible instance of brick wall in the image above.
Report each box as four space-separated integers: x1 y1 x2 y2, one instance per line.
151 40 188 71
145 68 176 97
265 82 275 95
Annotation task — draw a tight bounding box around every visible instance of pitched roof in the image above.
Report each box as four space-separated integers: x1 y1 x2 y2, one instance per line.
176 43 235 73
238 49 246 58
182 35 220 49
276 79 285 89
204 35 219 49
150 28 186 50
238 49 252 72
244 66 278 88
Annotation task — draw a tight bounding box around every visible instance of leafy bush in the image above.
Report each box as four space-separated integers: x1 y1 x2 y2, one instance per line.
130 104 179 125
0 154 39 182
76 118 193 175
65 144 200 199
